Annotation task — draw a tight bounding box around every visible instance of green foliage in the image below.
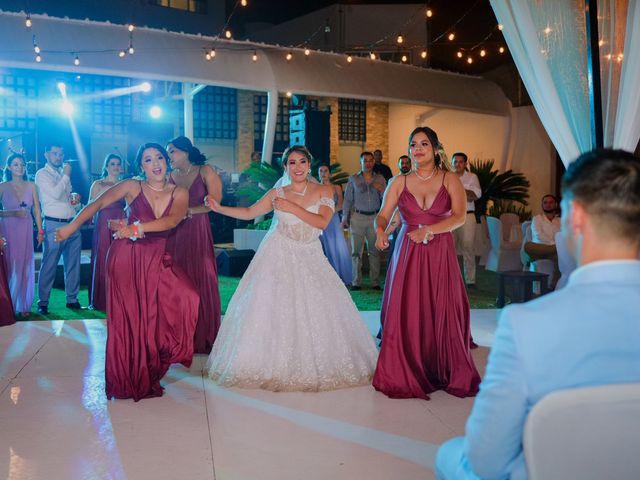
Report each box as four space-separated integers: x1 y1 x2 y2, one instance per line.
235 162 282 203
246 218 273 230
469 158 530 217
488 199 533 223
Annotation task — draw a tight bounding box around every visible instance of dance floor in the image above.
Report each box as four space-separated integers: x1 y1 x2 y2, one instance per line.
0 311 497 480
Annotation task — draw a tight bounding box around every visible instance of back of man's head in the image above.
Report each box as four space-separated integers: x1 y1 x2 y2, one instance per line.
562 149 640 256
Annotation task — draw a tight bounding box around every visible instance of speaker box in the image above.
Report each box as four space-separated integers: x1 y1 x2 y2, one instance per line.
216 249 255 277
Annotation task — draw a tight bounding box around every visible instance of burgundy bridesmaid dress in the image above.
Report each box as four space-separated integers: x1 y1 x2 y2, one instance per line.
105 188 199 401
167 170 221 354
88 200 126 310
373 174 480 400
0 247 16 327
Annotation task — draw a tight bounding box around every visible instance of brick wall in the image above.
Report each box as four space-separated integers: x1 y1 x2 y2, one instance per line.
366 100 389 163
236 90 255 172
316 97 339 165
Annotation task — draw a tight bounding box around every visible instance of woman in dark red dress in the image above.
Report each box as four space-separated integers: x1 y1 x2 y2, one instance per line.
166 136 222 354
0 236 16 327
88 153 125 310
373 127 480 400
55 143 199 401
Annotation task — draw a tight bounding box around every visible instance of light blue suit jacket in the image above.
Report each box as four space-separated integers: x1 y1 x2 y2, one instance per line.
462 260 640 479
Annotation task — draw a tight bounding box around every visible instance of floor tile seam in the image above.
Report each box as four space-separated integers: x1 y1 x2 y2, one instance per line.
422 404 457 435
201 369 217 480
0 331 55 397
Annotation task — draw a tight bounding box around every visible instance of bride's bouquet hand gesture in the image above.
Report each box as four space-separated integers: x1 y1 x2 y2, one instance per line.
272 196 296 213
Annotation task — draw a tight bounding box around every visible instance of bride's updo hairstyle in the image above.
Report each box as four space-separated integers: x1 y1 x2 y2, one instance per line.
134 142 170 176
408 126 451 172
167 136 207 165
281 145 314 169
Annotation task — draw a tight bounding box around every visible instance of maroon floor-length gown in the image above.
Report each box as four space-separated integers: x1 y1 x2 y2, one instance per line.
88 200 126 310
0 247 16 327
167 170 221 354
373 174 480 400
105 187 199 401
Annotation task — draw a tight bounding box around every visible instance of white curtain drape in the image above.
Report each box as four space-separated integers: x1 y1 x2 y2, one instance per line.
490 0 640 165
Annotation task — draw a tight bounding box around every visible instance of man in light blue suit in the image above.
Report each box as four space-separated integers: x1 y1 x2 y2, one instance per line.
436 149 640 480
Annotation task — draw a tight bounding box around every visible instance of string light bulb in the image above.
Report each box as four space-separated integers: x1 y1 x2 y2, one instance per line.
118 50 126 58
396 33 404 44
448 32 455 41
401 54 408 63
598 39 604 47
25 14 32 28
426 9 433 18
74 55 80 66
420 50 427 59
304 48 310 56
286 91 292 98
347 55 353 63
252 51 258 62
467 56 473 64
241 0 248 6
498 24 503 31
286 51 293 61
128 44 135 55
128 24 135 32
544 26 552 35
34 44 41 54
480 49 486 57
225 29 232 39
457 51 463 58
369 52 376 60
35 54 42 62
499 46 505 54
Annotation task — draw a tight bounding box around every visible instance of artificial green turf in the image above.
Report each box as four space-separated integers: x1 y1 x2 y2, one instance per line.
21 266 499 321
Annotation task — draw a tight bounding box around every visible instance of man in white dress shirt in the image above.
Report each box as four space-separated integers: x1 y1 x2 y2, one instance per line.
452 152 482 287
35 144 83 314
525 194 561 287
436 148 640 480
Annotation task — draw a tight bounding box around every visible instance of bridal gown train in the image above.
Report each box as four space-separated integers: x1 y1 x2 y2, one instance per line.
206 189 377 392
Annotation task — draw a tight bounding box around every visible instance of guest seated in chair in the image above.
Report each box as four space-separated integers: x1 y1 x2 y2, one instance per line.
524 194 561 287
435 148 640 480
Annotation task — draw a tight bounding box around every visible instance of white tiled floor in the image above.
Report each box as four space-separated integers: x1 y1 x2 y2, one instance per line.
0 311 498 480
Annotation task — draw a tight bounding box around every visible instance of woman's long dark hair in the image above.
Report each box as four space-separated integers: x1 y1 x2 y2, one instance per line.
134 143 170 175
4 153 28 181
167 136 207 165
408 126 451 171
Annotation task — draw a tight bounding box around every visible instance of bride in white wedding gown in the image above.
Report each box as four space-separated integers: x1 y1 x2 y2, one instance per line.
205 146 377 392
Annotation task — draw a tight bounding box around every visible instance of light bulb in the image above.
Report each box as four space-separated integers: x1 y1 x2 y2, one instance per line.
286 52 293 61
396 34 404 44
420 50 427 59
347 55 353 63
401 55 408 63
369 52 376 60
457 51 463 58
426 9 433 18
241 0 247 6
498 24 503 31
252 51 258 62
499 46 505 54
35 54 42 62
34 44 40 54
128 45 135 55
74 56 80 66
25 15 32 28
128 24 135 32
467 56 473 64
448 32 455 41
480 49 486 57
304 48 310 56
225 29 232 39
118 50 126 58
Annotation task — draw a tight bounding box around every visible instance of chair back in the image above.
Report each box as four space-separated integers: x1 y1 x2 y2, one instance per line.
486 216 503 249
554 231 576 289
520 221 532 268
500 213 520 242
524 383 640 480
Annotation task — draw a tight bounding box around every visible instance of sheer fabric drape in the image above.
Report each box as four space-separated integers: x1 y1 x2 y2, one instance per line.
490 0 640 165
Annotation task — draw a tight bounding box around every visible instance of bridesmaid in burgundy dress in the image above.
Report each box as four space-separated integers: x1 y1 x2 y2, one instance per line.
55 143 199 401
0 236 16 326
166 136 222 354
373 127 480 400
88 153 125 310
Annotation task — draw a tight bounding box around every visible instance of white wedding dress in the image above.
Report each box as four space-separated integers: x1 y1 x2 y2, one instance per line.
206 188 378 392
